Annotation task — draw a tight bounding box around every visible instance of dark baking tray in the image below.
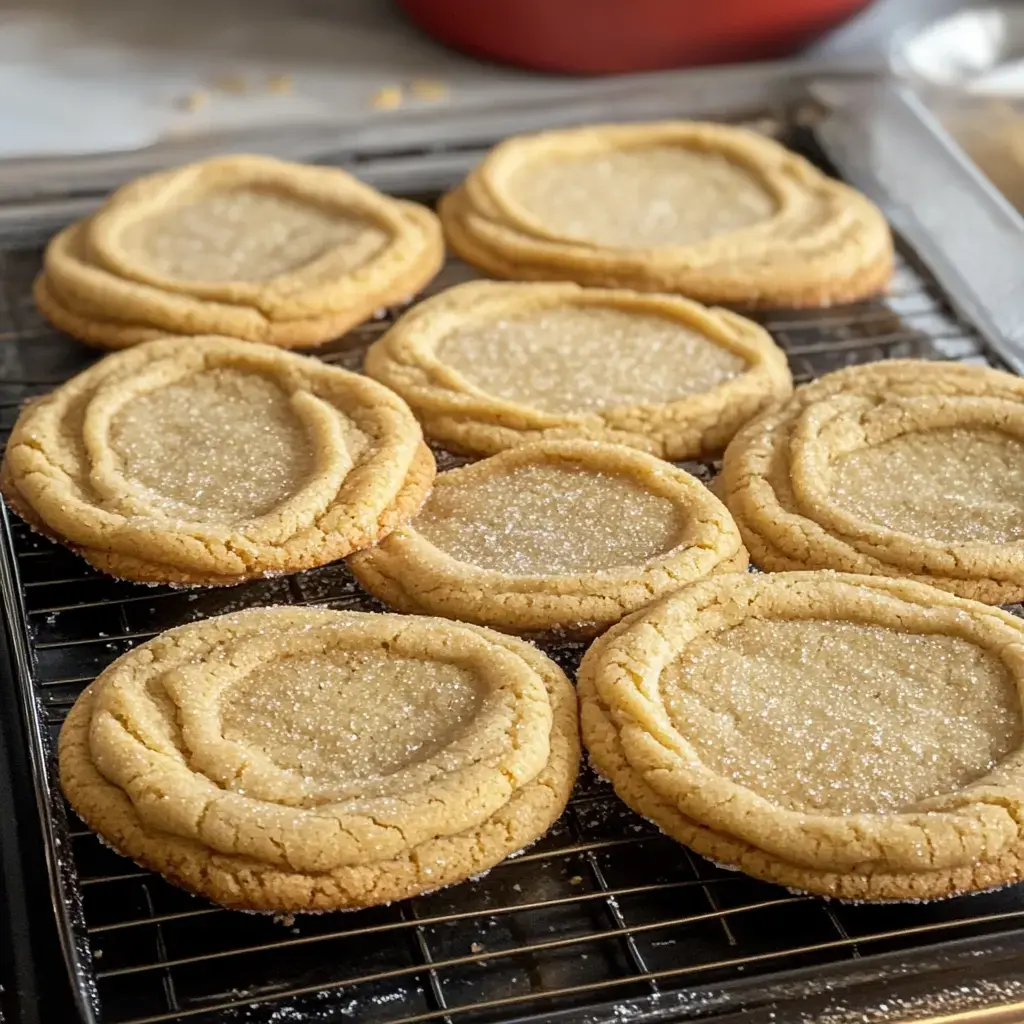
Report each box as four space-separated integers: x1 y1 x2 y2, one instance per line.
1 68 1024 1024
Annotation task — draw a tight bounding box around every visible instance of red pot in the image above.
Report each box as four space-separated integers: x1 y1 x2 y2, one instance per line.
397 0 872 75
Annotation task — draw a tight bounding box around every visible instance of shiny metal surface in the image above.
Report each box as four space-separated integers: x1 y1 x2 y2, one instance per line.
873 3 1024 222
894 4 1024 94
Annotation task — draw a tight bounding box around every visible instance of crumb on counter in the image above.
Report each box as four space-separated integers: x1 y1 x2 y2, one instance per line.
214 74 249 95
267 73 294 95
180 90 210 113
410 78 449 102
370 85 404 111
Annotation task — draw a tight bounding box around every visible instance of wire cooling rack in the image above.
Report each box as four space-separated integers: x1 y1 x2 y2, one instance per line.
1 122 1023 1024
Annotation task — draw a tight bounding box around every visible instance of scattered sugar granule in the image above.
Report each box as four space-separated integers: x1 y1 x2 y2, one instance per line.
410 78 449 102
180 91 209 113
214 74 248 94
267 74 294 95
371 85 404 111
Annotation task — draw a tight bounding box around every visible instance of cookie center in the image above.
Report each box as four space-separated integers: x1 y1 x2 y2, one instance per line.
437 305 745 415
415 463 684 575
830 427 1024 544
662 619 1022 814
507 145 776 248
109 368 315 522
119 187 388 282
221 650 483 789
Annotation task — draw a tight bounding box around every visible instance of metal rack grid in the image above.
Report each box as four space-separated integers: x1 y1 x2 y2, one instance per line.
2 125 1024 1024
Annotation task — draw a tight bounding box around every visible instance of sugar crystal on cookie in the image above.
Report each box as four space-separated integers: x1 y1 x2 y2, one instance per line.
110 368 317 523
506 146 776 248
416 463 684 575
437 305 745 416
120 189 388 283
664 619 1022 815
831 427 1024 544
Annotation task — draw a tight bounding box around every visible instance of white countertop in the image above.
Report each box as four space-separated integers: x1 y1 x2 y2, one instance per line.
0 0 569 161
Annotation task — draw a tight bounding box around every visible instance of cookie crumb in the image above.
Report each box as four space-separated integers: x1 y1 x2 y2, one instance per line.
371 85 404 111
267 73 294 95
569 874 583 885
214 74 248 95
470 942 485 953
180 90 209 113
410 78 449 102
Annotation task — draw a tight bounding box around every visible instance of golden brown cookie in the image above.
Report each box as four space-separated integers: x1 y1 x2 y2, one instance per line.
60 607 580 911
38 155 444 349
720 359 1024 603
1 335 434 586
579 571 1024 901
364 280 792 459
439 122 894 308
349 440 748 636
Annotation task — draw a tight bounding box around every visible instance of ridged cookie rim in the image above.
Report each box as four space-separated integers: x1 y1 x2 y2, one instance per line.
0 442 435 587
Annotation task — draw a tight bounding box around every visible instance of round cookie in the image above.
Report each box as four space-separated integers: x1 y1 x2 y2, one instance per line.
39 155 444 349
720 359 1024 603
1 335 434 585
439 121 894 308
579 571 1024 901
60 607 580 911
364 280 792 459
349 440 748 636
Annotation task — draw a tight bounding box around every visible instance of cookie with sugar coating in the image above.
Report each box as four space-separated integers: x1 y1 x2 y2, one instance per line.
440 121 893 308
364 279 792 459
2 334 434 585
38 154 444 349
60 607 580 911
579 571 1024 901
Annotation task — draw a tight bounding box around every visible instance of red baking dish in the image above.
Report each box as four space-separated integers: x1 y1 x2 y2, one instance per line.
397 0 872 74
